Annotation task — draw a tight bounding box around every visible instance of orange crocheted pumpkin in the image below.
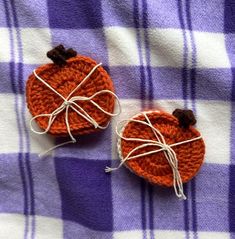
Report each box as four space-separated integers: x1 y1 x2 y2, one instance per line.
26 46 115 137
117 110 205 187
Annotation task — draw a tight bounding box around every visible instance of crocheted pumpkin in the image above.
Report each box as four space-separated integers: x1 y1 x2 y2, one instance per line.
117 110 205 187
26 45 116 137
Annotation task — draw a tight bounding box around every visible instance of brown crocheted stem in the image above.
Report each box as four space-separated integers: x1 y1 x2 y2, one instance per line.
172 109 196 129
47 44 77 66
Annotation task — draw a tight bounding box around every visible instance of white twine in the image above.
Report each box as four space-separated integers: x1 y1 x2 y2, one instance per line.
105 111 202 200
30 63 121 157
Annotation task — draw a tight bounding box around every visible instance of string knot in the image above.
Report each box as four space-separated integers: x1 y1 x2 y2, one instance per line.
63 100 71 107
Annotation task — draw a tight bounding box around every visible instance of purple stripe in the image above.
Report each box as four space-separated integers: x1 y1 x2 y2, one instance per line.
3 2 17 94
232 69 235 104
186 0 197 101
185 0 198 238
133 0 148 238
141 1 154 238
140 179 147 239
9 0 35 238
19 61 36 239
232 68 235 103
177 0 189 108
190 179 198 238
183 185 190 239
231 71 235 102
183 185 189 232
224 0 235 233
3 1 30 238
190 104 198 239
147 184 154 239
142 0 153 103
177 1 190 238
229 66 235 231
25 153 35 239
229 165 235 233
229 71 235 232
133 0 146 108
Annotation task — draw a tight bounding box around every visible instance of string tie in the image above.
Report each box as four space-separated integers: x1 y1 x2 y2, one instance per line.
30 63 121 157
105 112 202 200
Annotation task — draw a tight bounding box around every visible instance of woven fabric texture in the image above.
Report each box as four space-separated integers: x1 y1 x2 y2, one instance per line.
0 0 234 238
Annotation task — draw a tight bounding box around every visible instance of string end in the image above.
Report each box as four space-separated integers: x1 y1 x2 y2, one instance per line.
105 166 117 173
178 194 187 200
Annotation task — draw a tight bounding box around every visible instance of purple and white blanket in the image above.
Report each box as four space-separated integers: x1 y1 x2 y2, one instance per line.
0 0 234 238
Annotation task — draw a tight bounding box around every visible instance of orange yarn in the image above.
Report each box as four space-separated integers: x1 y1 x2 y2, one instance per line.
26 55 115 136
119 111 205 187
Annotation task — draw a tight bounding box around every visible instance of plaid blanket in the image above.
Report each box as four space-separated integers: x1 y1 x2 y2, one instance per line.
0 0 234 238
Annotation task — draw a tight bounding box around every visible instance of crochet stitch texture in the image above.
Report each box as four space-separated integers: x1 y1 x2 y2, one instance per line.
26 55 115 136
118 111 205 187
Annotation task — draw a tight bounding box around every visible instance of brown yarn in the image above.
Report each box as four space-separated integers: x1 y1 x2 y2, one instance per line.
26 55 115 137
173 109 196 129
47 45 77 66
119 111 205 187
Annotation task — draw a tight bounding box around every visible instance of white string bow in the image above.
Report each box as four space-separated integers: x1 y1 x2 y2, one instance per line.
30 63 121 157
105 111 202 200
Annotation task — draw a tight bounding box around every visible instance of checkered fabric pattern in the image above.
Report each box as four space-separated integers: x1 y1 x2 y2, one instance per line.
0 0 234 238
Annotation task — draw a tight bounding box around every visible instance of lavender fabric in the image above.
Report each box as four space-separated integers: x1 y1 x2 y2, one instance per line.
0 0 234 238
